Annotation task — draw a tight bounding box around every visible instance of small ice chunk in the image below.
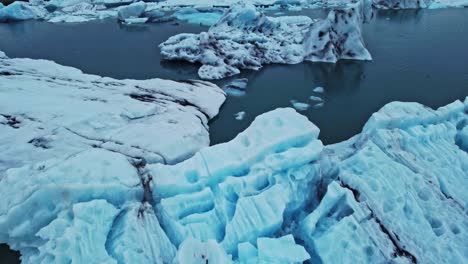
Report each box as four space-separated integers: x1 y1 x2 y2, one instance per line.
234 111 246 121
309 95 323 102
313 102 324 108
48 15 91 23
223 78 248 97
290 100 310 111
117 1 146 21
123 17 148 24
313 86 324 93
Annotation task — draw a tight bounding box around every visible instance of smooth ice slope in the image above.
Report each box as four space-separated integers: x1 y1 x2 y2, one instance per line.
160 4 371 79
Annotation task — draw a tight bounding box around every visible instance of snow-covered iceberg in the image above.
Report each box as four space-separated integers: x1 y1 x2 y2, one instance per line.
160 4 371 79
0 51 225 262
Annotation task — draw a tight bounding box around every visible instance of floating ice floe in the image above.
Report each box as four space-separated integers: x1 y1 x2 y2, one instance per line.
313 102 325 108
223 78 249 97
160 3 372 79
234 111 246 120
290 100 311 111
309 95 324 102
313 86 325 93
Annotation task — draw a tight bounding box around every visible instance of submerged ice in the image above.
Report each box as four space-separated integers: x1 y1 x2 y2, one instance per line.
160 4 371 79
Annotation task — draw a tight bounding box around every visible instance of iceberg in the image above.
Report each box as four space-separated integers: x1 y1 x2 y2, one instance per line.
160 4 371 79
0 52 225 261
117 1 146 21
0 1 46 22
1 51 467 264
223 78 249 97
313 86 325 93
299 99 468 263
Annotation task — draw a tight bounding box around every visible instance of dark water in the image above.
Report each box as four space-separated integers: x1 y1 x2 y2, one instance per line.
0 8 467 263
0 244 20 264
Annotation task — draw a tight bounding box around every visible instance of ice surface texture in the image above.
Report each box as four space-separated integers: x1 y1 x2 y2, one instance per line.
149 108 323 256
299 98 468 263
0 52 225 263
1 52 467 263
160 4 372 79
0 1 47 22
154 98 468 263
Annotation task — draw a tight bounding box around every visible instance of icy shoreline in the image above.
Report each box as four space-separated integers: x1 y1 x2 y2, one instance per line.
0 51 467 263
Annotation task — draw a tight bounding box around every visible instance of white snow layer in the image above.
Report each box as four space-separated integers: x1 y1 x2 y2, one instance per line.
160 4 372 79
0 52 225 263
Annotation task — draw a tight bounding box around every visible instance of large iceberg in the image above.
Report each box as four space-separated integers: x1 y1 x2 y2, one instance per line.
299 99 468 263
0 1 47 22
0 52 225 262
1 51 467 264
160 4 371 79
